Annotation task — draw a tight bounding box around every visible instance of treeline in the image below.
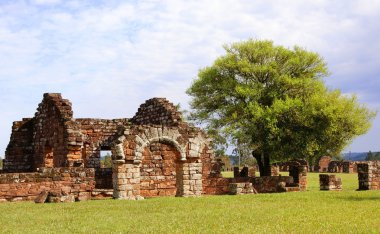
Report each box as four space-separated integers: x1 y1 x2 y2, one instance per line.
365 151 380 161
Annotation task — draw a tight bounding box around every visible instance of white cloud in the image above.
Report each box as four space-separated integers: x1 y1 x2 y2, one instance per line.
0 0 380 155
32 0 62 5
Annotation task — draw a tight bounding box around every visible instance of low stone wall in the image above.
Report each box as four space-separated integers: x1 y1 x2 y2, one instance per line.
357 161 380 190
252 176 294 193
319 174 342 191
204 175 301 194
229 182 257 195
203 176 255 195
203 177 231 195
0 167 95 202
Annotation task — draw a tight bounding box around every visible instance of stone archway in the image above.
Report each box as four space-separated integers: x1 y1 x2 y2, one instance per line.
111 131 206 200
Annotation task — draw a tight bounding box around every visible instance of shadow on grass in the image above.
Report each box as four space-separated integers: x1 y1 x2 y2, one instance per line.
337 194 380 201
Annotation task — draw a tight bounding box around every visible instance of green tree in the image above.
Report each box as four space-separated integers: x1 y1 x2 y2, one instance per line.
366 151 374 161
217 155 232 169
187 39 375 176
232 141 256 167
101 154 112 168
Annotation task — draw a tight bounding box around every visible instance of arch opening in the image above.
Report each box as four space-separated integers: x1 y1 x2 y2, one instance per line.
140 142 183 197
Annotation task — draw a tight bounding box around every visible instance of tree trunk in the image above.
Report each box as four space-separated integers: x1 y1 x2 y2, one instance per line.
263 152 271 176
252 150 271 177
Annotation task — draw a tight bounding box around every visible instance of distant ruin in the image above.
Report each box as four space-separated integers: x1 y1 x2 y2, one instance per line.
0 93 306 202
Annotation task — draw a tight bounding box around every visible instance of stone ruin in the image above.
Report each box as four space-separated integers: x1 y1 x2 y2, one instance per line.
1 93 217 201
357 161 380 190
290 156 359 173
319 174 342 191
228 164 307 194
0 93 307 202
327 161 359 173
316 155 331 172
277 159 308 172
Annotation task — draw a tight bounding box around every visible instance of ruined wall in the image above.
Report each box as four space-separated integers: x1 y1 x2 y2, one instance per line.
357 161 380 190
78 118 128 168
4 118 35 172
34 93 84 168
203 177 230 195
131 98 182 126
140 142 180 197
342 161 358 173
204 176 298 194
111 98 212 200
319 174 342 191
278 159 308 172
318 156 332 172
252 176 294 193
4 93 84 171
229 182 256 195
4 94 224 200
328 161 344 173
289 165 307 191
95 168 113 189
0 167 95 202
201 145 223 194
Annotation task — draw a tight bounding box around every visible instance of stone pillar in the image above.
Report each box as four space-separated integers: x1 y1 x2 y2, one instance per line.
112 160 127 199
357 161 380 190
180 161 202 197
233 167 240 178
289 165 307 191
298 166 307 191
112 160 142 200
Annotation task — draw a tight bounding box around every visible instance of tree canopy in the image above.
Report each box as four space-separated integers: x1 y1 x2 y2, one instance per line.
187 39 376 176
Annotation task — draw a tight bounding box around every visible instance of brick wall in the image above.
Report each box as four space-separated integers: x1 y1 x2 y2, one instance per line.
319 174 342 191
328 161 344 173
0 167 95 202
204 175 302 195
4 118 34 172
95 168 113 189
131 98 182 126
3 93 231 200
77 118 128 168
4 93 84 171
318 156 332 172
289 165 307 191
252 176 294 193
357 161 380 190
140 143 180 197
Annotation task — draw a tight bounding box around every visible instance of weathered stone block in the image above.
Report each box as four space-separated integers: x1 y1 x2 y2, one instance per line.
34 190 49 203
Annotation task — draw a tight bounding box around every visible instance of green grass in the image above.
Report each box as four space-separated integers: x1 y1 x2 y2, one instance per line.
1 173 380 233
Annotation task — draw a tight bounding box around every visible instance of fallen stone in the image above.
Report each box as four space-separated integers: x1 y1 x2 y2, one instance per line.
34 190 49 203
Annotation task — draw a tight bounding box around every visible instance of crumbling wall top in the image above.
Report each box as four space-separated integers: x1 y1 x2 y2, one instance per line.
131 98 183 126
38 93 73 120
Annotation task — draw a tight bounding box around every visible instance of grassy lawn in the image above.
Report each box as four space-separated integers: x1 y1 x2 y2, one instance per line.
1 173 380 233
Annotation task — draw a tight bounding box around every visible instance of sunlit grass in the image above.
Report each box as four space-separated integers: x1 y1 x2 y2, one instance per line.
1 172 380 233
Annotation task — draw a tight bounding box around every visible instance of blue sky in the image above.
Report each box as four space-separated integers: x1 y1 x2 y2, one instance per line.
1 0 379 156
